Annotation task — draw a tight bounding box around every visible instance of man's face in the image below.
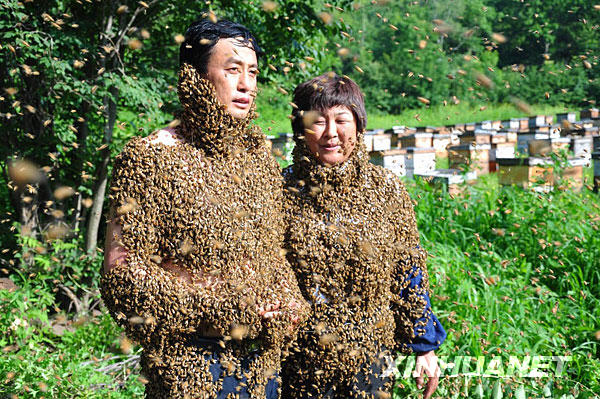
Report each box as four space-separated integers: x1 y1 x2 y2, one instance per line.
204 37 259 119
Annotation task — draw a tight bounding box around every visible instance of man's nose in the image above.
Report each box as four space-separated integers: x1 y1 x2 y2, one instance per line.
238 70 251 93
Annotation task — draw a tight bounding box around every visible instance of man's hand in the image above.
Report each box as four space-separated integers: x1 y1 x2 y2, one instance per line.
257 301 282 319
413 350 440 399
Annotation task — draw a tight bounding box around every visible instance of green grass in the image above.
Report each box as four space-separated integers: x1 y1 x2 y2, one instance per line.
367 102 577 130
394 173 600 398
254 96 578 134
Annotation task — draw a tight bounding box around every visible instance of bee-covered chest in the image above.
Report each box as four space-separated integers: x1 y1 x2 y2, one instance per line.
286 194 397 272
165 153 279 244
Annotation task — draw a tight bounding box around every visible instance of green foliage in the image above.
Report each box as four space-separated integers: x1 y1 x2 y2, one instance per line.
393 175 600 397
2 180 600 398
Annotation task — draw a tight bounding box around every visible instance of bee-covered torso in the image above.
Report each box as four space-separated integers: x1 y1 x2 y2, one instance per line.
281 129 431 398
101 64 309 399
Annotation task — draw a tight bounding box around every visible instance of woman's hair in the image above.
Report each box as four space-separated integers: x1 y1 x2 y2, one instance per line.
180 17 264 74
291 72 367 136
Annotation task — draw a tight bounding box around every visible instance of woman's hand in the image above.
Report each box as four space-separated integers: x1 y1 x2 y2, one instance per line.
414 350 440 399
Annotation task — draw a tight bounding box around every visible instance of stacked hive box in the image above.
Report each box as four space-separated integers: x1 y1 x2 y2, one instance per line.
370 149 407 177
448 143 491 175
580 108 599 120
431 131 455 158
517 128 560 154
414 169 477 195
489 132 516 172
528 138 571 157
405 147 436 177
497 157 554 192
398 132 433 148
556 112 577 124
555 158 587 192
372 132 392 152
570 136 593 163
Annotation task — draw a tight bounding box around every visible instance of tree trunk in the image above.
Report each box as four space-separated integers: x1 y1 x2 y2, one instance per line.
85 85 118 254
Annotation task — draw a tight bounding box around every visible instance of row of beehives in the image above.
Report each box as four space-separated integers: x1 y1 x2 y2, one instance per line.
266 109 600 193
365 109 600 193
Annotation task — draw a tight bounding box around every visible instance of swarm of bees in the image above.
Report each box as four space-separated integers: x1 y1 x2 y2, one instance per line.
279 76 435 398
100 63 310 398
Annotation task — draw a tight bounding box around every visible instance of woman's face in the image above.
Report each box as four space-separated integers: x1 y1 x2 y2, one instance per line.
304 105 357 166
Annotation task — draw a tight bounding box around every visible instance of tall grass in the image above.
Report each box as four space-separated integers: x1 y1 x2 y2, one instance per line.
395 174 600 398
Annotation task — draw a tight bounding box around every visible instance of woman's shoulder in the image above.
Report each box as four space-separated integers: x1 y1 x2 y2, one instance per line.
365 163 407 192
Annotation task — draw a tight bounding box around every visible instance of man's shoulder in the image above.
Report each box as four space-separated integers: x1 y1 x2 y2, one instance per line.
115 127 187 169
144 127 184 147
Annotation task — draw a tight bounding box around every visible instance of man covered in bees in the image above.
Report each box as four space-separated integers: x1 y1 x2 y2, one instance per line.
101 18 309 399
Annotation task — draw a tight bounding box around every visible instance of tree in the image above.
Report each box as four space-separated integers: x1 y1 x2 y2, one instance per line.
0 0 352 268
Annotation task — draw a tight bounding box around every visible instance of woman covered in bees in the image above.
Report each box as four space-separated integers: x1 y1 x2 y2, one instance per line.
280 73 446 399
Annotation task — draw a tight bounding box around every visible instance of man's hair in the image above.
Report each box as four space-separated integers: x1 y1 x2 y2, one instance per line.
291 72 367 137
179 18 264 74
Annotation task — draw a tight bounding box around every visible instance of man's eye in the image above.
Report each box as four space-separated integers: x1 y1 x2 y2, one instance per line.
228 67 240 73
250 69 259 76
314 120 326 125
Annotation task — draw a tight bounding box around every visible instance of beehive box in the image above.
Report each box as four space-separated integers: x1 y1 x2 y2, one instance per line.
385 127 407 147
529 115 553 127
489 142 516 172
580 108 599 120
593 152 600 192
557 112 577 123
518 118 529 131
370 148 408 177
585 126 600 136
497 157 554 192
414 169 477 196
267 133 293 153
432 134 452 158
528 138 571 157
534 125 551 133
384 126 406 135
416 126 436 133
505 118 520 130
570 136 593 161
364 132 375 152
517 130 560 154
448 143 491 175
372 133 392 151
405 147 436 177
399 133 433 149
594 136 600 152
504 129 518 143
477 120 501 130
555 158 587 192
491 132 507 144
459 129 493 145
